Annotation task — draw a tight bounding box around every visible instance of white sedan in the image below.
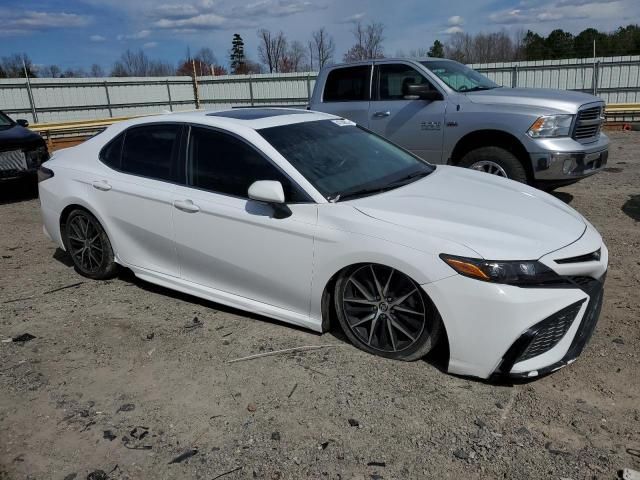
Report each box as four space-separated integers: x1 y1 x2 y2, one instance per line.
38 108 608 379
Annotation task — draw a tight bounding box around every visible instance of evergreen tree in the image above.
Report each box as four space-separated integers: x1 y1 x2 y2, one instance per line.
230 33 246 74
428 40 444 58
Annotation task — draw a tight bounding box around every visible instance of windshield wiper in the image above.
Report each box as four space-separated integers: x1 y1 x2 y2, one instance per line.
329 169 432 203
463 86 499 92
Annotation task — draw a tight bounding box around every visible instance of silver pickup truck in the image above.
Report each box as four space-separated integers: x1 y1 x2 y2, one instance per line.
309 58 609 189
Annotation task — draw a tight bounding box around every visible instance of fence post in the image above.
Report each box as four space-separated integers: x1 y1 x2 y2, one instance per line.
166 79 173 112
593 61 600 96
306 74 312 104
103 81 113 118
191 60 201 109
248 75 255 106
24 80 38 123
511 66 518 88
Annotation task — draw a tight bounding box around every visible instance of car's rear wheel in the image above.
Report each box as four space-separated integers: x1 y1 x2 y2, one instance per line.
459 146 528 184
334 264 442 361
63 209 119 280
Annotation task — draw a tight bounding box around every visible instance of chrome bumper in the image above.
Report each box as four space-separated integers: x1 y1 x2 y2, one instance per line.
531 148 608 181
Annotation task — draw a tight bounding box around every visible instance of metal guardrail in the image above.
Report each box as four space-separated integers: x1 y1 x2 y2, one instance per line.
29 103 640 149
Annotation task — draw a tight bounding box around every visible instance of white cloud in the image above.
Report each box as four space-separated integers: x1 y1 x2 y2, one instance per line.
143 41 158 48
116 30 152 40
0 9 91 35
441 25 464 34
154 13 227 29
447 15 464 26
90 34 106 42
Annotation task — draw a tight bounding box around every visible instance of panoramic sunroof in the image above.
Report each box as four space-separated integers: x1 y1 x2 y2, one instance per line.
206 108 310 120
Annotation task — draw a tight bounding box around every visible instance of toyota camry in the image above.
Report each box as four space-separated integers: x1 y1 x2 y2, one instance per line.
38 108 607 379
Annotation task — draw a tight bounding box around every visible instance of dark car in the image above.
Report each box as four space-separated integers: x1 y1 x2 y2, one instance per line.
0 111 49 180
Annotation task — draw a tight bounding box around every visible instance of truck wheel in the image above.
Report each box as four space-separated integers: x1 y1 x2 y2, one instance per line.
458 146 528 184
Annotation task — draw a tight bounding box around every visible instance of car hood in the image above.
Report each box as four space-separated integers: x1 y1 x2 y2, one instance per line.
466 88 603 114
349 166 586 260
0 124 44 151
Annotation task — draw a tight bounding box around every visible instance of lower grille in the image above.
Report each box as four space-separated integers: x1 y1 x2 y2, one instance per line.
517 301 583 362
497 273 606 377
0 149 28 172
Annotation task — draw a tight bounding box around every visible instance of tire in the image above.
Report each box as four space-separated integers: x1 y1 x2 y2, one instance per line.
334 264 442 361
63 209 119 280
458 146 528 184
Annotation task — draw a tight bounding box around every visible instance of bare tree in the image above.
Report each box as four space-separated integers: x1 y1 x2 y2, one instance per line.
89 64 105 77
279 40 306 72
445 30 518 63
257 29 288 73
111 49 174 77
343 21 385 62
40 65 62 78
309 27 335 70
0 53 36 78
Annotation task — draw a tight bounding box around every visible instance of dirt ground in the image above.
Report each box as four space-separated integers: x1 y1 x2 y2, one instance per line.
1 131 639 480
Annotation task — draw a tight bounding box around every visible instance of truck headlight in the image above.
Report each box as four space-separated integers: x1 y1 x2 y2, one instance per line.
527 115 574 138
440 254 571 287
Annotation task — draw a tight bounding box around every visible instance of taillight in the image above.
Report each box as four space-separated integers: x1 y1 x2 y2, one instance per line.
37 165 54 183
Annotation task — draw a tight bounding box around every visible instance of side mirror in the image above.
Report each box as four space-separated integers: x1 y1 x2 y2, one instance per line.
404 84 443 101
16 119 29 127
248 180 285 204
248 180 291 219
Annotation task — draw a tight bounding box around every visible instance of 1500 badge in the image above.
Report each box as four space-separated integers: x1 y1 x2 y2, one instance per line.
420 121 441 131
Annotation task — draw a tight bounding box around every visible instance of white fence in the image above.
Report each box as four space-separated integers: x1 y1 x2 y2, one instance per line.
1 55 639 124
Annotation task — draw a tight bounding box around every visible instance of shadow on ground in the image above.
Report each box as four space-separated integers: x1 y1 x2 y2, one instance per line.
551 191 574 204
622 195 640 221
0 176 38 205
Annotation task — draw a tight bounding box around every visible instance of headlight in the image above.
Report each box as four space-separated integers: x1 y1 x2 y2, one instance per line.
440 254 570 287
527 115 574 138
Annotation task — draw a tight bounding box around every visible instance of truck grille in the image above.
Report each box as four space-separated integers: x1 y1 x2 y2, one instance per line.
573 106 603 142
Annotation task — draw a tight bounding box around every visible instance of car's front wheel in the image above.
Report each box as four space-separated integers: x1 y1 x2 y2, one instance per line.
459 146 528 184
334 264 442 361
63 209 119 280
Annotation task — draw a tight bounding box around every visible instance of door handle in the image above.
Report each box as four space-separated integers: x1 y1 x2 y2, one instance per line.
373 111 391 118
92 180 112 191
173 199 200 213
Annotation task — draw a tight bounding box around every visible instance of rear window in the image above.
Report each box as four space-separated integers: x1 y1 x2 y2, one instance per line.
323 66 371 102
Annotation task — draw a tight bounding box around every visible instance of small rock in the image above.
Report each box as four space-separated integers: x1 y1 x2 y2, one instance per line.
474 418 487 429
495 402 504 409
453 449 469 460
247 403 257 412
103 430 117 441
63 474 77 480
271 432 281 441
86 471 108 480
117 403 135 413
348 418 360 427
222 340 230 346
516 426 530 436
612 338 624 345
146 333 155 340
293 457 301 465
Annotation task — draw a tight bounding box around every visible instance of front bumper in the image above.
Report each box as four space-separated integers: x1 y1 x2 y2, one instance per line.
528 133 609 182
423 234 608 379
0 146 49 180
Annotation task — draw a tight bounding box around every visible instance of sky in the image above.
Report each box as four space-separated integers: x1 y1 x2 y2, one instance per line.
1 0 638 72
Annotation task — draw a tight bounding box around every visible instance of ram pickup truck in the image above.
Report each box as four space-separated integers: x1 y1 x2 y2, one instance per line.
309 58 609 189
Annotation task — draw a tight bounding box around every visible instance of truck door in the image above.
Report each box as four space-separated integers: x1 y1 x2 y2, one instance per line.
368 62 446 163
313 64 372 127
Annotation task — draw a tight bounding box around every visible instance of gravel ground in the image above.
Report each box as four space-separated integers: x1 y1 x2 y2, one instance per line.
1 131 639 480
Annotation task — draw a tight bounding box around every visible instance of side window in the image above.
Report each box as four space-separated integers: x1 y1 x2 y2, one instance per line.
323 66 371 102
188 127 309 203
120 124 181 182
378 64 435 100
99 133 124 169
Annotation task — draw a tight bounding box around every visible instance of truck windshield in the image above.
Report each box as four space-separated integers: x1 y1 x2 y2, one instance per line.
421 60 500 92
258 120 434 202
0 111 13 128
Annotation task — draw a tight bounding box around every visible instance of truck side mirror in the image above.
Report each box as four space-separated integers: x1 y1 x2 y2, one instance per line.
404 84 443 101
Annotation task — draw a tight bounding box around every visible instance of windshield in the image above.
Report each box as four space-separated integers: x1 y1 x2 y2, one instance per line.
421 60 499 92
258 120 434 201
0 111 13 128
